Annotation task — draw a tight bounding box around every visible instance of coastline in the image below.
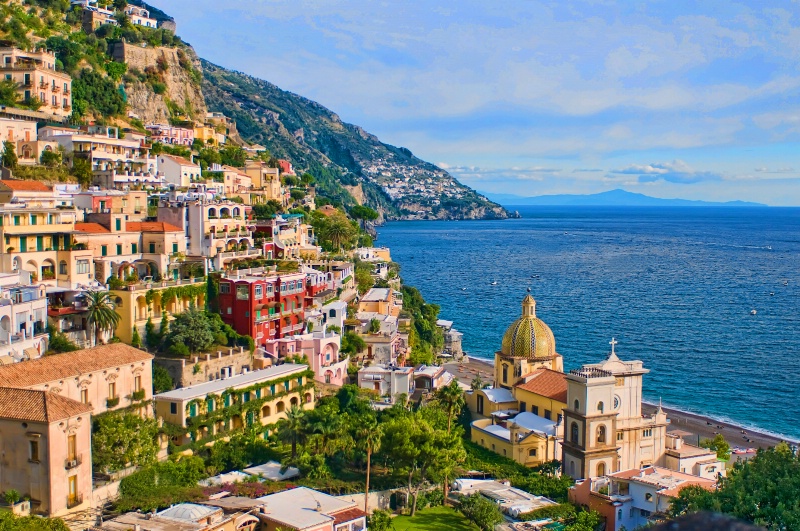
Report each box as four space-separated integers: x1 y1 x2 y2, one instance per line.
443 356 796 457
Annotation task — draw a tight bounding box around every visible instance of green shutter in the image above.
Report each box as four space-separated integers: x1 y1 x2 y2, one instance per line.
149 242 155 253
101 245 107 257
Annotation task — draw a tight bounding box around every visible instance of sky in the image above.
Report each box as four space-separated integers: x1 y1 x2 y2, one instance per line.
151 0 800 205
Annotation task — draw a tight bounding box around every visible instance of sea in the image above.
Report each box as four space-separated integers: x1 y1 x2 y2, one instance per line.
377 206 800 441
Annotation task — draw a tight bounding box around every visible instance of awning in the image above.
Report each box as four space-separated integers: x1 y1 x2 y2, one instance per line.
45 287 70 294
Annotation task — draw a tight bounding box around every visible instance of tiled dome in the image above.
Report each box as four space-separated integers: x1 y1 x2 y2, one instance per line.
500 295 556 359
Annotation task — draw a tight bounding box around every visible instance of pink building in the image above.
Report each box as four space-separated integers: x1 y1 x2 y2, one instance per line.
277 159 295 176
261 330 348 386
146 123 195 146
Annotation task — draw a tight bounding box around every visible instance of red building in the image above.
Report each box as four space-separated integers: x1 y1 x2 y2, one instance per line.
218 271 307 346
277 159 295 176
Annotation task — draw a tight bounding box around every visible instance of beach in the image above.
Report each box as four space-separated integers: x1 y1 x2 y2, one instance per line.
444 357 795 461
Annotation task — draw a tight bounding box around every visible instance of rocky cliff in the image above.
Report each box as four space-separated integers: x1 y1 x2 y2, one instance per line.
115 42 206 124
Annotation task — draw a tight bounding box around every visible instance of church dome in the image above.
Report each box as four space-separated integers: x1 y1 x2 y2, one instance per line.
500 295 556 359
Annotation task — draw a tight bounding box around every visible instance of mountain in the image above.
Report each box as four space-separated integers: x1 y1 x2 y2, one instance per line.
201 61 508 221
483 189 768 207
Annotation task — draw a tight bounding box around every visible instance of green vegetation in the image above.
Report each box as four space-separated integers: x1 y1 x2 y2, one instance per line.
456 494 502 531
116 457 207 512
47 328 80 354
152 364 174 393
670 443 800 530
699 433 732 461
86 290 121 346
401 286 443 366
0 512 69 531
394 506 479 531
92 414 160 473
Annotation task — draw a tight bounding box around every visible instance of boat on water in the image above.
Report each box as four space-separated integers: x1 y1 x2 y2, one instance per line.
750 309 757 315
490 281 498 286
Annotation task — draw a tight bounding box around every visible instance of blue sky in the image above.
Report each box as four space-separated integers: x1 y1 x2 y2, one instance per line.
152 0 800 205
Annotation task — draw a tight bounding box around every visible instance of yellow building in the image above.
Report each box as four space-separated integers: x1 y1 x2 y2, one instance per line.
468 295 566 467
244 160 284 203
109 278 206 344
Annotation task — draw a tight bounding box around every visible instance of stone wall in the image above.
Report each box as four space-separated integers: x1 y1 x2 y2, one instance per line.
155 347 253 388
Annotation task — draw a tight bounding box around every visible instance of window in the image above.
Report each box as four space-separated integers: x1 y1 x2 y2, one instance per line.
101 245 107 256
149 242 156 253
597 462 606 476
519 401 527 413
219 283 230 294
617 432 624 441
574 399 580 411
30 214 37 225
108 382 116 399
255 285 263 298
131 243 137 254
59 261 67 275
134 375 141 392
502 364 508 383
115 219 121 231
528 448 537 457
13 215 19 226
116 244 122 255
618 509 622 521
491 444 495 451
80 389 88 404
477 395 484 415
29 440 39 462
597 401 604 413
77 260 89 274
236 285 249 300
329 309 337 318
68 435 77 461
597 425 606 443
503 449 507 456
532 405 539 416
570 422 579 443
544 409 551 420
172 242 178 253
643 429 653 437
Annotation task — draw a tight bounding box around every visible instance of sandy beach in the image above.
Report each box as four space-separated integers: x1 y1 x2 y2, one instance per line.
445 357 796 461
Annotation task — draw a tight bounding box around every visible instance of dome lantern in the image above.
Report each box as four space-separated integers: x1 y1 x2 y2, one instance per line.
500 295 556 359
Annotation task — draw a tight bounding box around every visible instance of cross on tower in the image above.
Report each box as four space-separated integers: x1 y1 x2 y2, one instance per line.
609 337 618 355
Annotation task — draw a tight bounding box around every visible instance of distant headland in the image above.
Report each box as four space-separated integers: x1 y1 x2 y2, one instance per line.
482 189 768 207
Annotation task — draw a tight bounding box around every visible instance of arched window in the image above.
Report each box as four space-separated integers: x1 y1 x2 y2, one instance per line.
597 425 606 443
618 509 622 521
502 364 508 383
570 422 579 443
574 399 580 411
597 401 604 413
59 261 67 275
597 462 606 476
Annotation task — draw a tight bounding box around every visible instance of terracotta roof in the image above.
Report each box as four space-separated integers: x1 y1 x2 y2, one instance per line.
0 387 92 422
126 221 183 233
74 222 110 233
0 344 153 389
332 508 366 525
158 153 198 167
514 368 568 402
0 179 51 192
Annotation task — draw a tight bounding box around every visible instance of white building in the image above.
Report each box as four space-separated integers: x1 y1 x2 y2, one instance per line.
124 4 157 27
357 364 414 404
663 431 726 480
157 154 201 188
0 271 48 363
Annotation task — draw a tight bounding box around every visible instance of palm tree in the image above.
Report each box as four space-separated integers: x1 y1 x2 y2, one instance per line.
86 291 121 346
323 216 355 252
436 380 466 434
276 404 306 458
358 421 383 516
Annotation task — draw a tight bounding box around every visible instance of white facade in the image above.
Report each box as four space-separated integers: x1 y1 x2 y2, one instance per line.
0 271 48 362
157 154 201 187
357 364 414 403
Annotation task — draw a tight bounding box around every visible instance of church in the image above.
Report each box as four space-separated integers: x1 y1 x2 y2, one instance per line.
467 295 678 479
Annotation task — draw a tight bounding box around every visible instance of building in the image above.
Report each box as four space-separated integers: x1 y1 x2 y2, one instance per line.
217 269 307 345
277 159 294 176
0 343 153 416
0 47 72 117
243 160 283 202
256 486 367 531
357 364 414 403
349 312 402 364
569 466 716 531
194 123 224 146
157 153 202 187
452 479 558 518
207 164 252 195
0 387 93 517
259 330 348 386
257 214 320 260
437 319 464 359
146 123 194 146
471 410 562 467
154 363 314 446
95 503 259 531
320 300 346 332
123 4 158 27
0 117 35 143
413 364 453 393
663 431 726 480
0 270 48 363
562 341 669 480
357 287 403 317
81 5 117 32
40 125 157 185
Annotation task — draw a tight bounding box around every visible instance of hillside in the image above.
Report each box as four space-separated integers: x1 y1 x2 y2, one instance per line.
201 61 508 221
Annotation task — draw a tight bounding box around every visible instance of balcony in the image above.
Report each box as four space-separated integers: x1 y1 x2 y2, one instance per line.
52 85 60 93
65 455 82 470
39 81 48 89
119 277 205 292
106 397 120 408
131 389 145 401
217 248 262 260
66 494 83 509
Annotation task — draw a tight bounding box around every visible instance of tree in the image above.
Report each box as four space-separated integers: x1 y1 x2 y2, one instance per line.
357 419 383 515
0 79 19 107
436 380 466 434
48 329 79 354
153 364 173 393
86 291 121 346
92 414 159 473
276 404 306 458
458 493 503 531
2 141 17 169
565 510 602 531
350 205 379 231
0 512 69 530
71 157 94 187
355 267 375 295
40 149 62 167
164 309 219 353
700 433 732 461
368 509 394 531
131 326 142 348
341 332 366 357
317 213 357 252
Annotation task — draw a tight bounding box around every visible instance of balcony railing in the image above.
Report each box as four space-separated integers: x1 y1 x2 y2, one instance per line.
67 494 83 509
65 455 82 470
131 389 145 401
217 248 262 260
121 277 205 292
106 397 119 408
